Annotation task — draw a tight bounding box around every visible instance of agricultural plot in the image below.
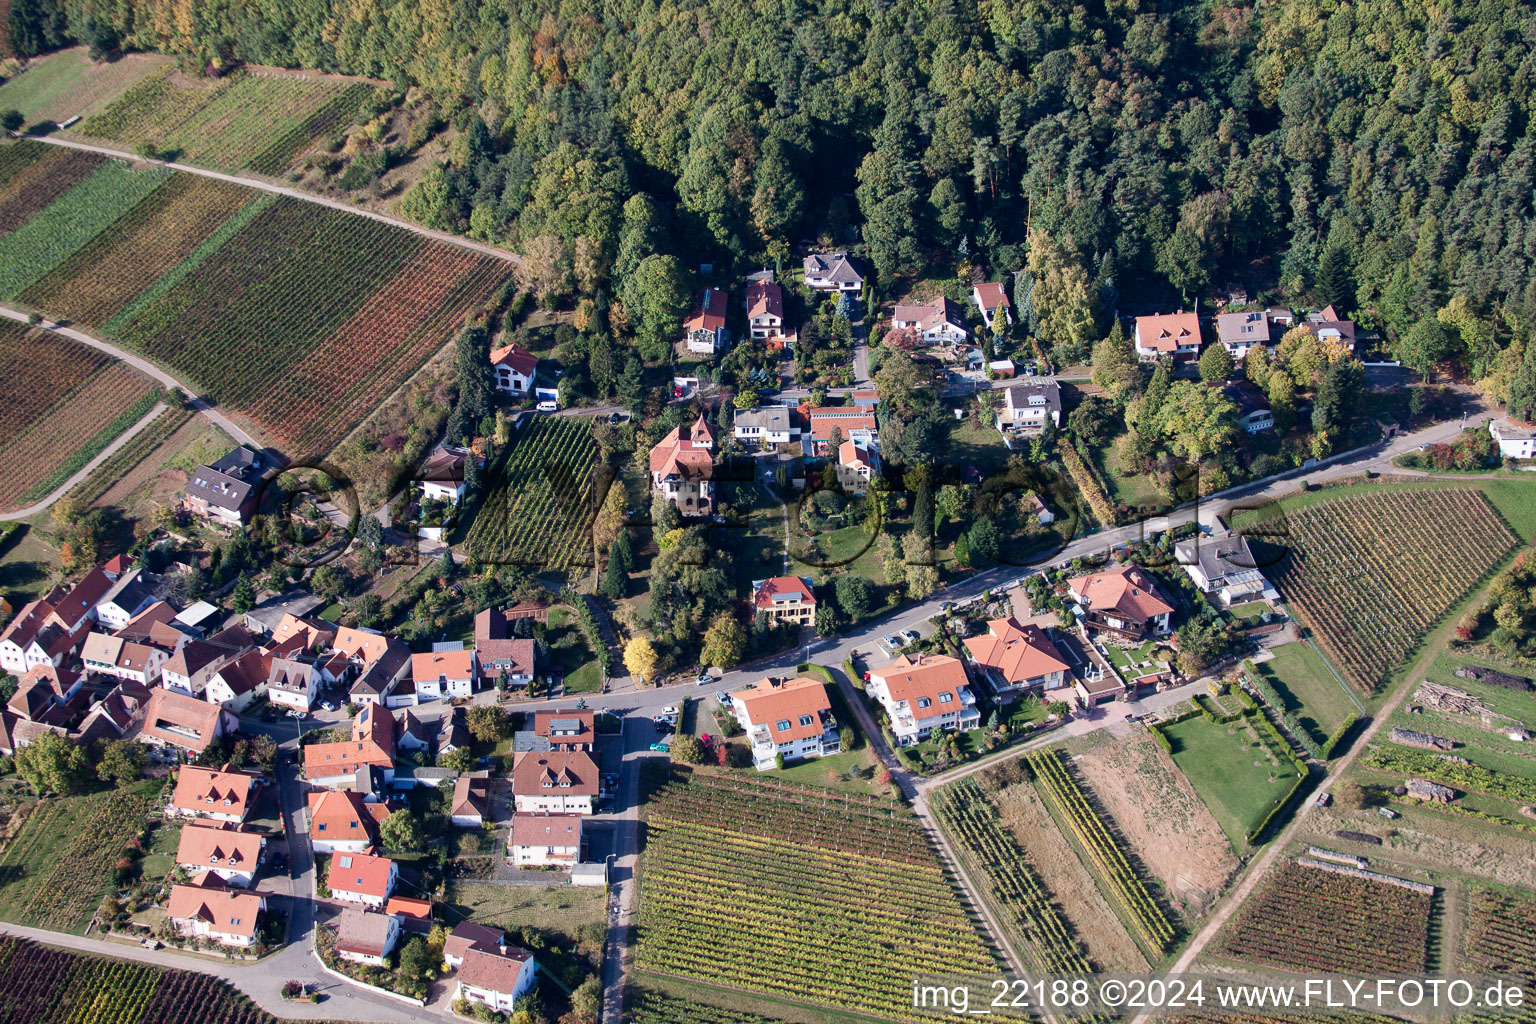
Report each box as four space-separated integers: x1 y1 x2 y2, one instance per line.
0 782 157 931
0 157 171 298
1158 714 1301 852
1214 861 1432 974
79 67 373 174
0 142 105 233
1246 643 1359 752
467 417 600 571
0 47 170 123
1462 889 1536 1024
629 992 789 1024
637 769 995 1021
1256 489 1518 691
0 937 310 1024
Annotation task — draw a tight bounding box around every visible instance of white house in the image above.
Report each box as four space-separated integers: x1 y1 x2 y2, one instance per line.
1134 312 1201 361
866 654 980 746
802 252 863 292
683 287 729 355
512 751 598 814
1174 533 1273 607
962 617 1071 700
731 676 840 771
306 790 388 854
454 947 539 1014
891 298 967 345
450 776 490 827
334 909 402 966
203 649 270 714
326 851 397 909
417 445 473 503
1068 566 1174 639
175 823 264 887
265 657 320 711
0 599 75 676
159 640 234 698
509 813 582 867
79 633 170 686
997 381 1061 436
972 282 1012 330
167 880 265 948
411 648 477 701
745 276 785 340
490 344 538 396
1490 419 1536 459
733 406 798 448
168 765 260 823
93 569 161 631
1215 310 1271 359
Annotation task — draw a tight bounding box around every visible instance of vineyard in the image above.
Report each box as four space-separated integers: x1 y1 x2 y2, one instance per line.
0 784 157 931
929 778 1099 977
67 404 196 507
0 326 157 511
1462 889 1536 1024
0 144 514 459
0 937 325 1024
1263 489 1518 690
1362 745 1536 804
1026 750 1176 954
629 991 788 1024
1214 862 1432 974
637 768 996 1021
0 48 170 124
467 416 600 570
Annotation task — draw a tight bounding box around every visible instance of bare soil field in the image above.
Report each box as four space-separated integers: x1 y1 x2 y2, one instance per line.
993 779 1149 972
1072 730 1239 923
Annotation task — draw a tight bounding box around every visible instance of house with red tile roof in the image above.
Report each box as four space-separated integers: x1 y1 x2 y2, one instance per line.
512 750 598 814
303 702 397 788
746 277 785 340
649 415 716 513
529 709 594 751
474 609 538 690
442 921 509 970
306 790 390 853
892 297 968 344
267 612 336 655
327 850 397 908
683 287 729 355
137 688 234 756
1134 311 1202 361
0 596 76 676
971 282 1012 330
490 343 538 396
334 908 402 965
866 654 980 746
509 812 582 867
963 617 1071 699
455 946 538 1014
169 764 262 822
167 875 266 947
752 576 817 627
204 649 271 714
384 896 435 935
45 568 113 636
451 777 490 826
160 639 238 698
412 648 478 701
1068 565 1174 639
729 676 839 770
176 821 265 886
804 406 876 456
836 436 880 493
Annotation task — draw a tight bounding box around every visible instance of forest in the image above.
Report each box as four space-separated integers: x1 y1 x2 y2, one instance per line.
6 0 1536 411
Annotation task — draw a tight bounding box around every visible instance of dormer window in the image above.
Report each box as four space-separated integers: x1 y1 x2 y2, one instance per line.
939 692 953 704
916 697 931 709
775 719 791 732
798 715 813 727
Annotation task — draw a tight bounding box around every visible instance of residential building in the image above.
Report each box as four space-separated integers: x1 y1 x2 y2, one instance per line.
489 343 538 396
160 640 236 697
137 689 234 757
303 702 396 787
204 649 271 713
438 707 470 754
1223 381 1274 433
866 654 980 746
972 282 1012 329
417 444 474 503
805 406 876 456
181 445 268 527
175 822 264 887
803 252 862 292
997 380 1062 435
0 596 75 676
79 632 170 686
334 908 402 966
169 765 261 823
327 851 397 908
451 777 490 826
412 649 478 701
384 896 435 936
733 406 799 448
395 709 431 756
167 876 265 947
963 617 1071 699
1304 304 1357 350
683 287 729 355
649 415 716 513
1068 566 1174 638
509 813 582 867
350 640 412 707
1174 533 1272 607
1215 310 1270 359
45 568 113 636
730 676 839 771
512 751 599 814
93 569 163 632
752 576 817 627
474 608 537 689
306 790 389 853
745 277 785 340
1266 306 1296 327
268 613 335 656
850 389 879 408
266 656 320 711
454 946 538 1014
835 436 880 494
529 709 595 751
1490 419 1536 459
1133 312 1202 361
443 922 509 971
891 298 968 345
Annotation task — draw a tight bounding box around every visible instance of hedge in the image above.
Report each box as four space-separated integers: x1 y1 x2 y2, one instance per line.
1320 714 1360 759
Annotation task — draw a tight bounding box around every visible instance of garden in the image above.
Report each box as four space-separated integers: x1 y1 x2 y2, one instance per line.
1214 862 1432 974
1244 643 1361 755
636 767 995 1021
1155 710 1302 852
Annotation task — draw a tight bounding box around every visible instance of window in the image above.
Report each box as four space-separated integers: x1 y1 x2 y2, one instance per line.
916 697 931 709
798 715 813 727
775 719 792 732
939 692 953 704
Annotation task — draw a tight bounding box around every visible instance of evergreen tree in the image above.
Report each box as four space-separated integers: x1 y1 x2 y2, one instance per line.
1199 343 1234 383
231 573 255 615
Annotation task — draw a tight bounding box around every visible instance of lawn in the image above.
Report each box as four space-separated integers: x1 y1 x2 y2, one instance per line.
1158 715 1300 852
755 749 882 795
545 606 603 694
1249 642 1362 740
0 524 62 604
1092 432 1165 512
945 418 1014 477
444 880 606 937
140 819 182 883
1101 639 1164 675
1227 600 1272 622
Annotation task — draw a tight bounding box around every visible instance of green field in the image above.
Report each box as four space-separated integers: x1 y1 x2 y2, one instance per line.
1249 642 1362 740
1159 715 1301 851
0 49 169 123
1234 478 1536 544
444 880 606 936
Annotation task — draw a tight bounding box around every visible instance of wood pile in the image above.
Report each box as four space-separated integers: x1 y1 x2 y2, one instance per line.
1334 830 1383 845
1454 665 1534 692
1390 727 1455 751
1405 778 1456 803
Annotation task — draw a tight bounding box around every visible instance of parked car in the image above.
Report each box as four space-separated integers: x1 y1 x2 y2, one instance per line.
939 602 955 613
661 705 680 717
1315 792 1332 808
695 673 712 686
900 630 920 644
320 701 337 712
714 690 732 706
879 634 900 651
650 742 670 753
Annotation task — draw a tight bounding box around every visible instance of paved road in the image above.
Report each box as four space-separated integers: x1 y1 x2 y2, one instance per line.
23 135 521 267
0 401 164 521
0 305 259 449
